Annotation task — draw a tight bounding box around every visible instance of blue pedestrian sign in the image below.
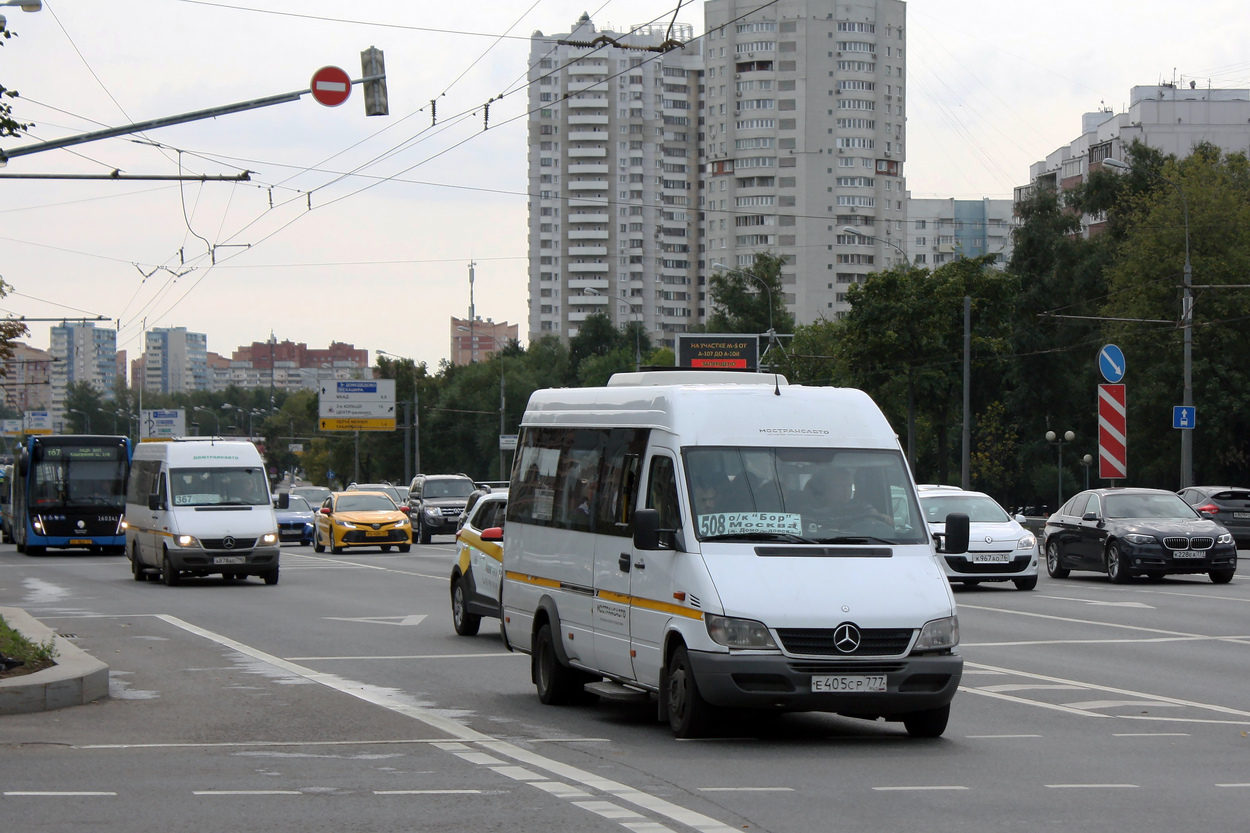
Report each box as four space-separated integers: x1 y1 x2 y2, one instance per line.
1173 406 1196 430
1098 344 1126 383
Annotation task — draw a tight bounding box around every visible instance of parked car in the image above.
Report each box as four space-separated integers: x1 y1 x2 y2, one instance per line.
1177 486 1250 548
1043 488 1237 584
313 491 412 554
450 489 508 636
290 485 332 507
275 494 315 546
407 473 477 543
919 487 1038 590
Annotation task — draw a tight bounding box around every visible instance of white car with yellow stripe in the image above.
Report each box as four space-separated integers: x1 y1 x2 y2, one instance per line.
451 489 507 636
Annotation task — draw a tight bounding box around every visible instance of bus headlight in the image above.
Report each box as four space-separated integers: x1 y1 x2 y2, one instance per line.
32 517 44 532
706 614 779 650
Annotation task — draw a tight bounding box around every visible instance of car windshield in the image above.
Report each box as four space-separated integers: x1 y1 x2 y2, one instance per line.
284 496 312 512
682 446 927 545
170 467 269 506
336 494 397 512
424 479 475 499
1104 493 1198 520
292 487 331 503
920 494 1010 524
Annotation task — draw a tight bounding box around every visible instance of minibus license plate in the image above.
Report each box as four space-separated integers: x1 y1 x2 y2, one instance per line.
69 538 93 545
1172 550 1205 559
971 553 1009 563
812 675 887 693
213 556 246 565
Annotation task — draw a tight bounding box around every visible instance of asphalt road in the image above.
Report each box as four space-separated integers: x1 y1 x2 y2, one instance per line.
1 538 1247 833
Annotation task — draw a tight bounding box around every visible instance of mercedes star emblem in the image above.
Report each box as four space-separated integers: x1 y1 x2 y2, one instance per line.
222 536 236 549
833 623 862 654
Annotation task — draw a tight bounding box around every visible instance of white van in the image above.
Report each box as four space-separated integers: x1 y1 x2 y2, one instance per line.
124 440 283 586
501 371 970 738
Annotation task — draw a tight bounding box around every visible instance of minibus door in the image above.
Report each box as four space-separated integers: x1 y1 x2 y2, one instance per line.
627 452 684 689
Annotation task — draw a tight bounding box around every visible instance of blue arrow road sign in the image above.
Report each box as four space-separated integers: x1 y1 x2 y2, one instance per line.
1099 344 1126 383
1173 406 1196 430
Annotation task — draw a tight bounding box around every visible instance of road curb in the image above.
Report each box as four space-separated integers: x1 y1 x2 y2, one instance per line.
0 606 109 715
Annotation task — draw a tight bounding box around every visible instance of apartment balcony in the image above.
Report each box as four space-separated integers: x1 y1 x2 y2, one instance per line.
567 96 609 110
568 114 609 125
568 130 608 141
568 277 610 290
568 197 610 208
568 79 609 94
568 163 609 174
568 245 608 256
567 62 609 76
568 229 609 240
568 262 610 273
569 212 610 224
568 146 607 158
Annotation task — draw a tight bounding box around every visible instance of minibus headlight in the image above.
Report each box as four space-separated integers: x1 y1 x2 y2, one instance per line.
262 532 278 545
706 614 779 650
174 534 200 548
1016 534 1036 550
914 616 959 652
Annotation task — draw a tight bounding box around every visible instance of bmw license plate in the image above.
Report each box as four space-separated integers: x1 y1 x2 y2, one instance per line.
812 675 887 693
213 556 246 565
971 553 1009 563
1172 550 1205 559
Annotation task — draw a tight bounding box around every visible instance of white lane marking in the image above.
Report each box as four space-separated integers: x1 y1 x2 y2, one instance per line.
1035 595 1155 608
3 791 117 797
965 635 1250 647
529 738 611 743
698 787 794 792
76 739 445 750
155 616 740 833
454 752 507 766
1045 784 1137 789
285 652 521 661
1064 700 1183 710
622 824 679 833
966 660 1250 720
574 800 645 819
958 686 1109 718
872 786 968 792
1216 783 1250 787
965 734 1042 739
374 789 483 795
490 766 545 781
322 615 428 627
979 684 1084 693
193 790 302 795
959 603 1250 647
1137 588 1250 603
532 781 593 799
1112 733 1189 737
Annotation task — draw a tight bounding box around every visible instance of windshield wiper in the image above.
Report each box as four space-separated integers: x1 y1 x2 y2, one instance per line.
815 535 898 545
701 532 815 543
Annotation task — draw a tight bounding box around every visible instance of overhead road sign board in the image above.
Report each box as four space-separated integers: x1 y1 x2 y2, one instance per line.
142 408 186 441
320 418 395 431
319 379 396 431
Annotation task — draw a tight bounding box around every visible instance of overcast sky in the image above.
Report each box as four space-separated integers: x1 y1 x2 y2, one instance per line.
3 0 1248 372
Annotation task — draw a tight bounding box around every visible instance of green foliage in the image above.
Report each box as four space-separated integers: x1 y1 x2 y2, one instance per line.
706 252 796 341
0 614 59 665
1 23 34 139
0 279 29 371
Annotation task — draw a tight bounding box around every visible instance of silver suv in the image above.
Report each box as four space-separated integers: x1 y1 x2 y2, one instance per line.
407 474 477 543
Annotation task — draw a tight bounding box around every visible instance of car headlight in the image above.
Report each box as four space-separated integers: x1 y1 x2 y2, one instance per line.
336 519 357 529
914 616 959 652
262 533 278 545
395 518 409 527
1124 533 1155 545
1217 532 1233 544
424 506 442 518
1016 534 1036 550
705 614 779 650
174 534 200 548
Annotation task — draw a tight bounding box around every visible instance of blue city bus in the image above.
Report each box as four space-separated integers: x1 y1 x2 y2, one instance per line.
12 434 133 556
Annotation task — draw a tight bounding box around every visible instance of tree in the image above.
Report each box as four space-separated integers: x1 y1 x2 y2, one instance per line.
0 279 29 375
1 22 33 139
63 382 106 434
706 252 796 348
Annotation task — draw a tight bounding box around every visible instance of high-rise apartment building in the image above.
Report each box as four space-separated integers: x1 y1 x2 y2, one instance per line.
143 327 208 394
526 14 703 347
905 197 1014 270
704 0 907 321
2 342 55 413
49 321 118 417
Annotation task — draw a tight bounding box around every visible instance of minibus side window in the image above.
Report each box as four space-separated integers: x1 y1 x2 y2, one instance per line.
594 429 649 536
646 456 681 538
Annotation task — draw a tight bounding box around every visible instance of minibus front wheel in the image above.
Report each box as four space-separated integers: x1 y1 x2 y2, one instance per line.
666 644 716 738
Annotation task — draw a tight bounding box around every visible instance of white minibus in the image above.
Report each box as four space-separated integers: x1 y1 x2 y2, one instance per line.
125 439 284 586
501 371 969 738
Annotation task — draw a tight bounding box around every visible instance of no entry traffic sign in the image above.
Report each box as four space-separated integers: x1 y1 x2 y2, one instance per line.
311 66 352 107
1098 384 1127 480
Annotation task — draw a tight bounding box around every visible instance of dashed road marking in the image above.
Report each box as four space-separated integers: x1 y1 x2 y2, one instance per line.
698 787 793 792
872 786 968 792
4 791 117 797
1045 784 1137 789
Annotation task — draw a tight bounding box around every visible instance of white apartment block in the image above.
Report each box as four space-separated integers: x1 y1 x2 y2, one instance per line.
1016 84 1250 235
905 197 1014 270
48 322 118 420
527 15 704 347
703 0 907 321
143 327 208 394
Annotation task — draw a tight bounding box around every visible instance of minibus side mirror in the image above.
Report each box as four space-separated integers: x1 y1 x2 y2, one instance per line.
940 512 969 554
633 508 677 551
276 493 289 509
147 492 162 511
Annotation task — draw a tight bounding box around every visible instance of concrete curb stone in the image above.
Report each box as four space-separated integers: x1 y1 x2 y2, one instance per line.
0 605 110 715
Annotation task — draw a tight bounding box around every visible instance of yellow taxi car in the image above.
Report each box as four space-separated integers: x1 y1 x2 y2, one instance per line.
451 489 506 636
313 490 412 554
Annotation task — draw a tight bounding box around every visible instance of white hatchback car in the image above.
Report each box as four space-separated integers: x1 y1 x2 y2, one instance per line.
920 488 1039 590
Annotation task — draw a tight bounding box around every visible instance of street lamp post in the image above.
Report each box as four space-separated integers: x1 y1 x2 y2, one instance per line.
193 406 220 436
0 1 42 30
1082 453 1094 491
96 409 118 434
1102 157 1193 488
586 288 643 371
709 263 784 368
67 408 90 433
1046 430 1076 513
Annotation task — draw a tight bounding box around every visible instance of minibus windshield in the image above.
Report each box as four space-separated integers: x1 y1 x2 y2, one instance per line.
170 467 270 507
683 447 927 545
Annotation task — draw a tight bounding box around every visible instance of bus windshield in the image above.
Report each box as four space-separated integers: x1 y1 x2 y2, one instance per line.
169 467 270 507
31 444 129 510
683 446 927 545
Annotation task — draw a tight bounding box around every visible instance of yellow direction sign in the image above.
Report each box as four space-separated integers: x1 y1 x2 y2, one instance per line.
320 417 396 431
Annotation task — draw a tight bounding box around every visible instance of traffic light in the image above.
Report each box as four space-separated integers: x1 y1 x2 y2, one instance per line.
360 46 389 117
